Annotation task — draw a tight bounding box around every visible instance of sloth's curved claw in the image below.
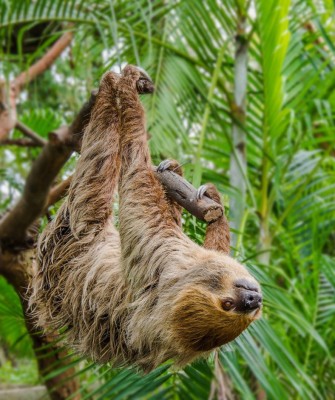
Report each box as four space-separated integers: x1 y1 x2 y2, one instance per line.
197 183 221 204
157 159 173 173
122 65 154 94
196 184 208 201
157 159 183 176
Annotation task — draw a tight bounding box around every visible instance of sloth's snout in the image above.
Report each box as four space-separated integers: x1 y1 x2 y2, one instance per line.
234 278 260 292
240 290 262 311
234 279 262 313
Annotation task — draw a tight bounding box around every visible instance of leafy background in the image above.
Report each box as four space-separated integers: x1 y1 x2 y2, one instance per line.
0 0 334 399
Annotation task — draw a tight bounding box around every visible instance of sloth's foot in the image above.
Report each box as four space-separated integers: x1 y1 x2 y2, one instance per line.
122 65 154 94
196 183 221 204
157 159 183 177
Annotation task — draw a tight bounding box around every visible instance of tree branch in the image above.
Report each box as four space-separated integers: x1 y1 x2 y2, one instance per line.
16 121 47 146
0 138 41 147
46 176 72 208
0 82 16 141
0 92 97 247
0 31 73 142
154 168 223 222
13 31 73 91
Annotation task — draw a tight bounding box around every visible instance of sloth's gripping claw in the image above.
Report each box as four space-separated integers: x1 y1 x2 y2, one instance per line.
122 65 155 94
136 68 155 94
157 159 183 176
196 183 221 204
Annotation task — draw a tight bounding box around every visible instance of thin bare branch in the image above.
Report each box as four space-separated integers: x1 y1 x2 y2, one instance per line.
46 176 73 208
16 121 47 146
13 31 73 91
0 31 73 142
0 82 17 141
0 138 41 147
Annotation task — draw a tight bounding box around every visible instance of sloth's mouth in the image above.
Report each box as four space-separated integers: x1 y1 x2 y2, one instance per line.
247 306 262 319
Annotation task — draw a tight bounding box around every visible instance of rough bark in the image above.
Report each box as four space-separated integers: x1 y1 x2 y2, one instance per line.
154 167 223 222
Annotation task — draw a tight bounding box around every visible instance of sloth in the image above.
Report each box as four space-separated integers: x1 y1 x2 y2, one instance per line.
30 66 262 372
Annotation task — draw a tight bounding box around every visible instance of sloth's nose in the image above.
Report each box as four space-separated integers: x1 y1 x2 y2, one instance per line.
234 279 262 312
240 290 263 311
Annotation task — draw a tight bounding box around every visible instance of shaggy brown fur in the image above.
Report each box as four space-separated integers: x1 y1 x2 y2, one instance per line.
116 65 262 369
198 183 231 253
30 66 262 372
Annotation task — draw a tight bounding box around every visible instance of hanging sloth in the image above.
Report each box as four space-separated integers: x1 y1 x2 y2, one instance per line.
30 66 262 372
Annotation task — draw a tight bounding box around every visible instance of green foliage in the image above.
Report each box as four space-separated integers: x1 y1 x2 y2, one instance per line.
0 278 34 358
0 360 39 385
1 0 335 399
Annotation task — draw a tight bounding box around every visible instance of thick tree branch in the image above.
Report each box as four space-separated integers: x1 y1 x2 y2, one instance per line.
154 168 223 222
0 92 97 247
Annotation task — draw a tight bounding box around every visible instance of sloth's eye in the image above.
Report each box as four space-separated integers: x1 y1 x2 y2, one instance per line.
222 299 234 311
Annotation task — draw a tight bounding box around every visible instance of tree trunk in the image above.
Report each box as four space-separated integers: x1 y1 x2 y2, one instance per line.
229 15 248 251
0 250 80 400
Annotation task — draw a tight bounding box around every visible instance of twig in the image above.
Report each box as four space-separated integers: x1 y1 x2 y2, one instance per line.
13 31 73 91
0 31 73 142
0 138 41 147
15 121 47 146
46 176 73 208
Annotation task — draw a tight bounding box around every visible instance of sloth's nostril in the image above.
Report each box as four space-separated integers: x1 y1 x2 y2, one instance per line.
236 290 262 313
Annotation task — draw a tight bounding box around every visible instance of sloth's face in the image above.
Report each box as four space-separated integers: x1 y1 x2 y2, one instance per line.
168 255 262 352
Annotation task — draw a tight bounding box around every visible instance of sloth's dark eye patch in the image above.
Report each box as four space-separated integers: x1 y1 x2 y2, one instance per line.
206 275 222 290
